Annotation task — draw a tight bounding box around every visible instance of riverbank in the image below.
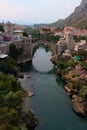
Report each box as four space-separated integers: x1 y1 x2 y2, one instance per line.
51 55 87 118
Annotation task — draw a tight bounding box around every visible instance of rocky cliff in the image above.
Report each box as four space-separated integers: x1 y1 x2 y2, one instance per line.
50 0 87 28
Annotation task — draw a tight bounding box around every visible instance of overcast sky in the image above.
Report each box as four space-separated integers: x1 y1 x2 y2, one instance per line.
0 0 81 24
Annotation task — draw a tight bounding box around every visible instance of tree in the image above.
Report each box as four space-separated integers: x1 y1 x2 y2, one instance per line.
23 31 28 37
0 124 19 130
73 35 87 42
0 72 27 128
0 25 4 32
79 86 87 99
9 44 23 60
78 49 87 60
0 58 19 75
67 59 77 68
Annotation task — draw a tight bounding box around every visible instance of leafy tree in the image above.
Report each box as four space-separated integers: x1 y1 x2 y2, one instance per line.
67 59 77 68
23 31 28 37
5 90 25 111
79 86 87 99
80 62 87 70
0 25 4 32
78 49 87 60
0 107 18 124
0 58 19 75
73 35 87 42
0 124 19 130
32 29 60 43
73 82 82 90
0 72 27 128
57 57 68 69
9 44 23 60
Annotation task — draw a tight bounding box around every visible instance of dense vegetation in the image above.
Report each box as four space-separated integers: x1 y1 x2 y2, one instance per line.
0 58 19 75
0 72 38 130
73 35 87 42
56 57 77 74
0 25 4 32
56 53 87 100
0 44 23 76
0 72 26 130
32 29 60 43
23 31 28 37
0 43 38 129
9 44 23 60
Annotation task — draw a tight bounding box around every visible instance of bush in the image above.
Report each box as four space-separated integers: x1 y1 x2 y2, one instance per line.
79 86 87 99
0 72 26 127
0 58 19 75
9 44 23 60
73 82 82 90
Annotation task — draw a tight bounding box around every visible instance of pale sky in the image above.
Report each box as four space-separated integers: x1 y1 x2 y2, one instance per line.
0 0 81 25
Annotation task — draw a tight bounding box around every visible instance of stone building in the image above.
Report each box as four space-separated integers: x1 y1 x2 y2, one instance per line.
78 40 87 50
56 32 75 56
56 38 67 55
14 30 24 40
4 21 15 35
65 32 74 51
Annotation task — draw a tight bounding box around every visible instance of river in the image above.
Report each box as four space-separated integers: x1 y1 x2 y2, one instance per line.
19 47 87 130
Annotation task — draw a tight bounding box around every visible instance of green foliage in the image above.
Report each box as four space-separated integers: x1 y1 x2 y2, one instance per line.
80 62 87 70
78 49 87 60
56 57 78 75
23 31 28 37
0 25 4 32
79 86 87 99
0 107 18 124
5 90 25 111
73 82 82 90
0 72 26 128
25 111 34 120
0 73 21 93
0 58 19 75
44 33 60 43
56 54 87 101
9 44 23 60
67 59 77 68
32 29 60 43
24 110 38 127
57 57 77 71
32 29 40 42
73 35 87 42
0 124 19 130
57 57 68 69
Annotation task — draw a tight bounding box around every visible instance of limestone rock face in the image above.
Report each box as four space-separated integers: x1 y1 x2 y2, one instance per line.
28 92 34 97
50 0 87 28
72 96 86 117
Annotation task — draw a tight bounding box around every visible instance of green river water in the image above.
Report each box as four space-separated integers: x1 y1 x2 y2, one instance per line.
19 47 87 130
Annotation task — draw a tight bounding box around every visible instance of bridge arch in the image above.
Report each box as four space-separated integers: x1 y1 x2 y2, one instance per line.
31 42 56 56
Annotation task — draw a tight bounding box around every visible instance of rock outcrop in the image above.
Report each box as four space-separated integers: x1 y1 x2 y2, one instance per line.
50 0 87 28
72 95 86 117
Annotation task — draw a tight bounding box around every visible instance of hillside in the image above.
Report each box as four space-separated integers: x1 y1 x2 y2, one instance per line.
50 0 87 28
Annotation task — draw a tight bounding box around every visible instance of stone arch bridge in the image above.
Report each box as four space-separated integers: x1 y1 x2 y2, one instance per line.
31 42 56 56
18 41 56 64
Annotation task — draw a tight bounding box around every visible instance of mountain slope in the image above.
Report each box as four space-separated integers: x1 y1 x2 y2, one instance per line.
50 0 87 28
